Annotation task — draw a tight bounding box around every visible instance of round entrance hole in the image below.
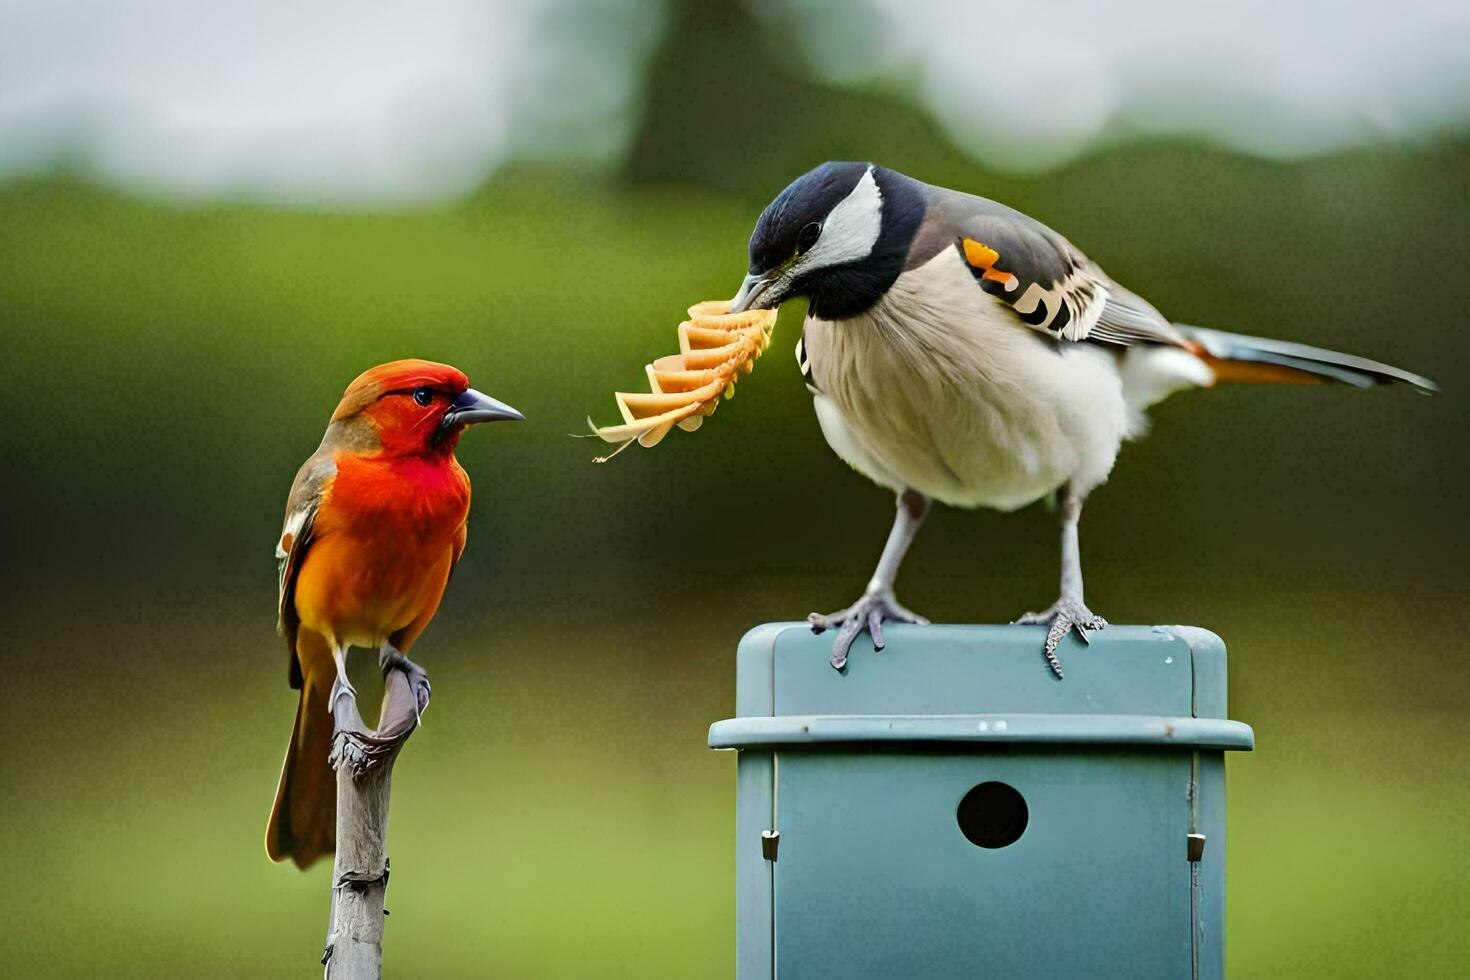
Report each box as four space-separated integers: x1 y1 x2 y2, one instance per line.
956 781 1028 848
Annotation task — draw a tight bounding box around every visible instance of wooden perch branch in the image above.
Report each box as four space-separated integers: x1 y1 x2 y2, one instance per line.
322 661 429 979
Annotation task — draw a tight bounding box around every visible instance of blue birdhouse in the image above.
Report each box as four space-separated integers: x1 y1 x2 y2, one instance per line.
709 624 1254 979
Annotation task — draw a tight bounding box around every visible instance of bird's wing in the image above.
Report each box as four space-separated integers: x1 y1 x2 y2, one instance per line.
942 195 1435 394
951 204 1186 349
276 453 335 688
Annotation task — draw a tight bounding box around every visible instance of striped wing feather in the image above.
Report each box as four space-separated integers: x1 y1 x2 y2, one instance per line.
950 203 1434 392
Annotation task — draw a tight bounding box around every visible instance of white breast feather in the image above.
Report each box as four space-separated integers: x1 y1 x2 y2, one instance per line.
803 248 1130 510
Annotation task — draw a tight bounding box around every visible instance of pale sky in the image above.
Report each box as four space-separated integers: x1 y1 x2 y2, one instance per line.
766 0 1470 170
0 0 1465 202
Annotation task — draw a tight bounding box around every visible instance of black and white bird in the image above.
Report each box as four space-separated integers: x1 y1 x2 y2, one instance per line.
729 161 1435 677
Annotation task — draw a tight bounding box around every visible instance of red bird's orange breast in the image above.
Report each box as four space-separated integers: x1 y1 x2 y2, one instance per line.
292 452 471 651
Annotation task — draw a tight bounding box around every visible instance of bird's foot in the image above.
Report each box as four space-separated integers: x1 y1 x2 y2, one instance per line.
327 675 375 777
378 645 431 727
809 589 929 670
328 659 427 779
329 717 408 779
1012 596 1107 679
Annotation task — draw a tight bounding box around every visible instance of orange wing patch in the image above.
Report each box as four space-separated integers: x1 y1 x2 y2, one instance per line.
961 238 1019 292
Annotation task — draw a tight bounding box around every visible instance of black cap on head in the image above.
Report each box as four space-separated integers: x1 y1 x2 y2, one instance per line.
732 161 926 320
747 161 871 275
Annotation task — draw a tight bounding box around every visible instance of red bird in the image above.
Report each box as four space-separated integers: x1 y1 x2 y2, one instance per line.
266 359 523 869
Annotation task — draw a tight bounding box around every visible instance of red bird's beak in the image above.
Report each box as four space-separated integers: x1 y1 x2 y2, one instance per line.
436 388 524 442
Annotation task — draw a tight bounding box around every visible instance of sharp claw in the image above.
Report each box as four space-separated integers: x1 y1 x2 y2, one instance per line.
1016 597 1106 678
832 616 863 668
807 590 927 669
830 632 850 670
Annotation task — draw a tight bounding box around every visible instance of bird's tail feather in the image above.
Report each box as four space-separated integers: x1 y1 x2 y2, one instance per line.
266 664 336 870
1176 324 1437 393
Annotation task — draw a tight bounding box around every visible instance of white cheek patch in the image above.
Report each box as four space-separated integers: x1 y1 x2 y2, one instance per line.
801 166 883 273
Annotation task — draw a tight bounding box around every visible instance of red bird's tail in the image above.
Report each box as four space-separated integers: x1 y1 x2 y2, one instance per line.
266 663 336 870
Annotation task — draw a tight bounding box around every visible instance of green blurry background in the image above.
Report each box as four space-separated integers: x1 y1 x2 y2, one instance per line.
2 2 1467 976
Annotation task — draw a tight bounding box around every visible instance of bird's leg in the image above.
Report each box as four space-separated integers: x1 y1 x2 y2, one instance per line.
1013 488 1107 678
328 643 362 730
328 643 375 776
330 643 358 703
328 642 428 778
378 641 431 729
809 489 930 670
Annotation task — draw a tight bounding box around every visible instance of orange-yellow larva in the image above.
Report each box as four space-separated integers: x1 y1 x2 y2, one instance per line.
590 300 779 460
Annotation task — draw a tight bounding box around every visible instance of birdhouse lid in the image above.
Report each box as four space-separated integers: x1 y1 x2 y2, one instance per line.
708 623 1252 751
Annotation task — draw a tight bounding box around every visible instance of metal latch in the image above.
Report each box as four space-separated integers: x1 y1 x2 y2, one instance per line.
761 830 780 862
1186 832 1206 863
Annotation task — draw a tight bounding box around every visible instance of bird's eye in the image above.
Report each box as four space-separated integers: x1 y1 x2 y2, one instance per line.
796 221 822 255
412 387 434 406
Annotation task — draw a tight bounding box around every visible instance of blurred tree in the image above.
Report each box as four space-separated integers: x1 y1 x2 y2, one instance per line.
625 0 984 200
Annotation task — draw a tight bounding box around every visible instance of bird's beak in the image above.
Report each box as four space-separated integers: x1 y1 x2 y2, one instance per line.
729 272 780 313
439 388 525 437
